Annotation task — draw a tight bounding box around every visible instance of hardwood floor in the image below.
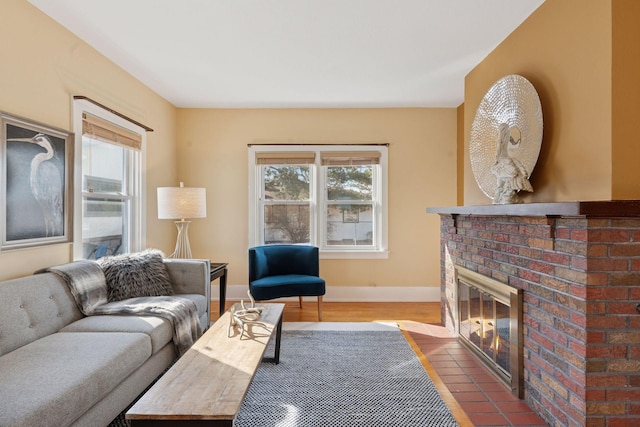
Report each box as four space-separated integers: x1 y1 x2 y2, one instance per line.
215 300 441 323
213 300 547 427
284 300 441 323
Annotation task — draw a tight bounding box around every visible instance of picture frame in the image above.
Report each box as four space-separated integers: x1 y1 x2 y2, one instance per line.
0 113 73 250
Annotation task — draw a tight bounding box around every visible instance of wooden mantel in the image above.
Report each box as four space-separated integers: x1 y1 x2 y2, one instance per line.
426 200 640 217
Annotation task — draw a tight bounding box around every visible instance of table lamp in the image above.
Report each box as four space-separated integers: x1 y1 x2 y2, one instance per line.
157 182 206 258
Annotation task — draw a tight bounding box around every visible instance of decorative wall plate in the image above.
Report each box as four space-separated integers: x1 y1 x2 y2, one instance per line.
470 75 543 202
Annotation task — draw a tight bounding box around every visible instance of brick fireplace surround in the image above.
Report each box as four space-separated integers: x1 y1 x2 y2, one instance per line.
428 201 640 427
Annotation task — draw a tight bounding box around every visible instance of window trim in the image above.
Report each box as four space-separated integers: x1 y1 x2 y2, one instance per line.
72 99 146 260
248 144 388 259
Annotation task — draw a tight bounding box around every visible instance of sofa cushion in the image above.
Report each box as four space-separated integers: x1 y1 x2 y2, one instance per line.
176 293 207 317
60 294 206 353
60 315 173 354
0 274 83 356
98 249 174 301
177 293 209 330
0 332 151 427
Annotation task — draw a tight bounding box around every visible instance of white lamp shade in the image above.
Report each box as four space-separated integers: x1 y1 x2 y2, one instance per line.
157 185 207 220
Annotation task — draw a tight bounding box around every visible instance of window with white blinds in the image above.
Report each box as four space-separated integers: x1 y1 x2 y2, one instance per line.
249 145 388 259
73 98 147 260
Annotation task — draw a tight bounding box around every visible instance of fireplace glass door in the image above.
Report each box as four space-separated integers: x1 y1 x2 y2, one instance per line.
456 266 523 397
495 300 511 373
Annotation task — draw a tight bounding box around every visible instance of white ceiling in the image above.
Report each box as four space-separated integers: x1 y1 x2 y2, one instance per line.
28 0 544 109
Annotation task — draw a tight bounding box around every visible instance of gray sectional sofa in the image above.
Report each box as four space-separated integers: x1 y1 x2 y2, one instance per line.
0 258 210 427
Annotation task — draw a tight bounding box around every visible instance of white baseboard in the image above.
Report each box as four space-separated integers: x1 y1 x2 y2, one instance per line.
212 284 441 303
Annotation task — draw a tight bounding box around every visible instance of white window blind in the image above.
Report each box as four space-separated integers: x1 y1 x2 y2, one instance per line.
82 112 142 151
256 152 316 165
320 151 381 165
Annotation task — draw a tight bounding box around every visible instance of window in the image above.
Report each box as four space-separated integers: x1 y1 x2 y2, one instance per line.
249 145 388 259
72 99 146 260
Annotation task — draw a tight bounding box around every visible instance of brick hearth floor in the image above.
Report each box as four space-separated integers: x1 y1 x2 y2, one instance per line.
403 321 548 427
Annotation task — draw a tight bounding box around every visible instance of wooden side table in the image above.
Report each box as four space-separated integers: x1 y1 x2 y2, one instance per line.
210 262 228 315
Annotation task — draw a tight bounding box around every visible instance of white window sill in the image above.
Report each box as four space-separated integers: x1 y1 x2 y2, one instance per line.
320 250 389 260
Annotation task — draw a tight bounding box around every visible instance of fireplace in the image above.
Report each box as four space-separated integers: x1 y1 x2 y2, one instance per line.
428 201 640 427
456 266 523 397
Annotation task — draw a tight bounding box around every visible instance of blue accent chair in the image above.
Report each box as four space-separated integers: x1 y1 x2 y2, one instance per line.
249 245 326 321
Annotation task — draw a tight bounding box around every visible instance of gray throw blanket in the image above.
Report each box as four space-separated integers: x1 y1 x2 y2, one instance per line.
40 260 201 356
93 297 201 356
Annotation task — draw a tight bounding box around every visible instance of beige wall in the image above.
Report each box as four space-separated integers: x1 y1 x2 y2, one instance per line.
464 0 613 205
0 0 459 296
5 0 634 294
176 108 457 291
0 0 178 280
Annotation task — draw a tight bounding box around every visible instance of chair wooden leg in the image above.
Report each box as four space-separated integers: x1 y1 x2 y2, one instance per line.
317 296 323 321
299 296 303 308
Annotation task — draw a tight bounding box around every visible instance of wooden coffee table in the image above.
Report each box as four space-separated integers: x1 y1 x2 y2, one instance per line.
126 303 285 426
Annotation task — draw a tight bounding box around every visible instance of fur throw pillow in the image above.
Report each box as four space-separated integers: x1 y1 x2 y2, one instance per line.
98 249 174 302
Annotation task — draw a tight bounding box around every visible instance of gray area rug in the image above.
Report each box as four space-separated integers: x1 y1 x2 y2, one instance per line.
234 329 459 427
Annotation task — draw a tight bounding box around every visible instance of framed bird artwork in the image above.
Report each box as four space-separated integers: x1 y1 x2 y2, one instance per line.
0 113 73 250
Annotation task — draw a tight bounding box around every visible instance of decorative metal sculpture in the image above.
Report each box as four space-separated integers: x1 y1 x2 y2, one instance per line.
470 75 543 204
491 123 533 204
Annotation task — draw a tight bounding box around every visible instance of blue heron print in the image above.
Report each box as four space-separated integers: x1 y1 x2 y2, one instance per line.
7 133 63 238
